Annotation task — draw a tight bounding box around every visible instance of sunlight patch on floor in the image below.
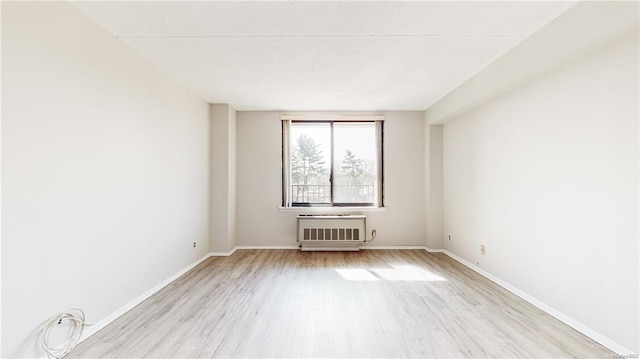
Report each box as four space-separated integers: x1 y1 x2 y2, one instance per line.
335 268 380 281
335 265 446 282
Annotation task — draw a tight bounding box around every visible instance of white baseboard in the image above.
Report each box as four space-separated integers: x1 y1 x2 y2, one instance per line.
232 245 430 251
235 245 300 250
210 247 238 257
235 245 429 251
438 249 635 356
424 247 445 253
78 252 211 344
234 245 430 251
360 245 427 250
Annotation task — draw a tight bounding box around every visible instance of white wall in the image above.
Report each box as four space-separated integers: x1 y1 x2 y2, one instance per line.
1 2 210 357
441 29 638 353
236 111 425 247
210 104 237 253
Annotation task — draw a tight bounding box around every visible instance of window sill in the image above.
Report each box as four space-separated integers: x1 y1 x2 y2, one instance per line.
278 206 386 213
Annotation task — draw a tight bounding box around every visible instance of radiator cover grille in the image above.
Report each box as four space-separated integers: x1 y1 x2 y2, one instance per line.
297 215 366 251
303 227 359 241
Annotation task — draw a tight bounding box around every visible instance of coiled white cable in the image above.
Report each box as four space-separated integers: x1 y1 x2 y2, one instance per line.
364 230 377 243
41 309 93 359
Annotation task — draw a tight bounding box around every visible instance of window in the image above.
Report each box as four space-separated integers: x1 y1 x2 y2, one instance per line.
282 118 384 207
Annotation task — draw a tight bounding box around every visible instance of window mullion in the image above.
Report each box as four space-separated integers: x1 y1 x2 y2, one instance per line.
330 121 334 205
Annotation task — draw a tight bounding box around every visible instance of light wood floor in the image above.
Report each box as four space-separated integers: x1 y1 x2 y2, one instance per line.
69 250 612 358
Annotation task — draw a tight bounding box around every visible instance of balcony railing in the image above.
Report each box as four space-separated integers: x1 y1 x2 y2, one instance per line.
292 184 375 204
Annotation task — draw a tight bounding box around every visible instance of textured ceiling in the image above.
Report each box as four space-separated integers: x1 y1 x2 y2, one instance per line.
73 1 576 111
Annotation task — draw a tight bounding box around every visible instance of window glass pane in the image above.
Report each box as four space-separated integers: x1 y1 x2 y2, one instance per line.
333 122 377 204
290 123 331 204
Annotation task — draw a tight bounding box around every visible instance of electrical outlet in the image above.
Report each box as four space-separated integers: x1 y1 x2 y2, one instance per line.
193 242 197 248
480 244 485 255
448 235 452 241
372 229 377 237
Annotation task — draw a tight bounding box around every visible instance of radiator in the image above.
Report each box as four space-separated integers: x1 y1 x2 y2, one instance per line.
297 215 366 251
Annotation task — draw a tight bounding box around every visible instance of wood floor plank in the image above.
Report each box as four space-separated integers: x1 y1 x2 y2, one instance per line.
68 250 612 358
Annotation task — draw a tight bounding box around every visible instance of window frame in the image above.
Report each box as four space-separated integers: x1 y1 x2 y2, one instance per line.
282 118 384 208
